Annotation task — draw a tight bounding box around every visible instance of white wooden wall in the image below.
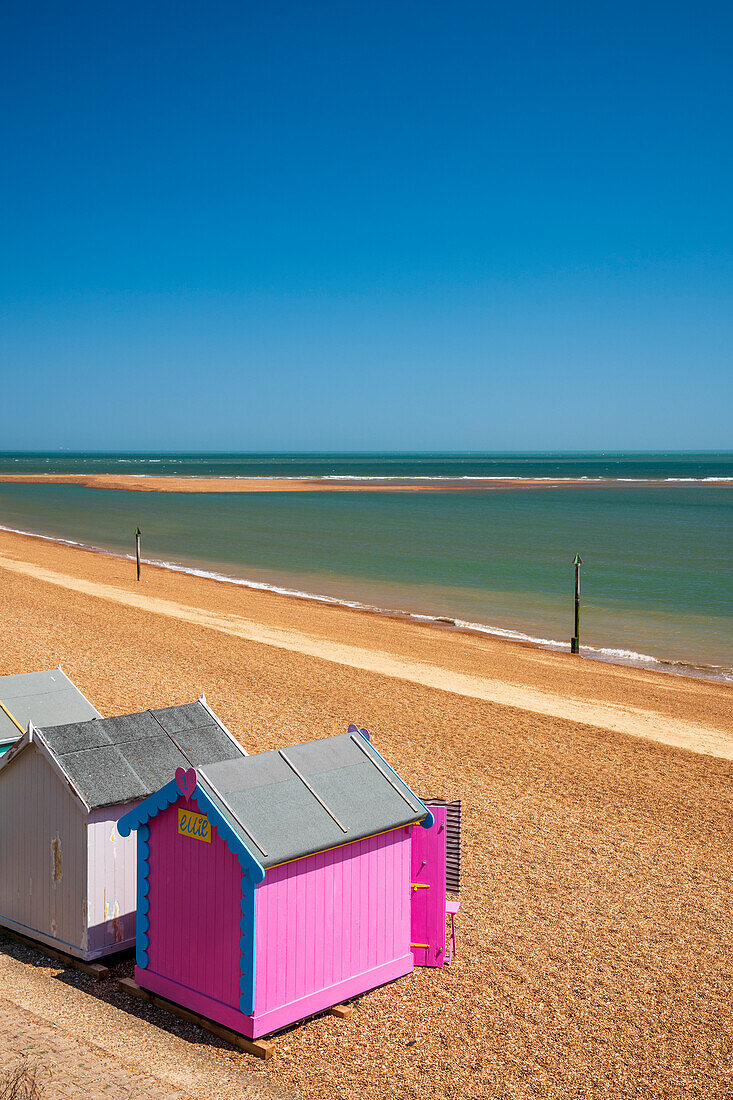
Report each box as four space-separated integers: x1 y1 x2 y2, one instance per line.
86 803 139 956
0 743 87 955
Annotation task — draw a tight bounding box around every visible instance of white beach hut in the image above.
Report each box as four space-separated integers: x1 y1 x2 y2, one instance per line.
0 698 246 960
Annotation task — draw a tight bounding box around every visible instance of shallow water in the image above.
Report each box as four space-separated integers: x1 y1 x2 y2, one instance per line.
0 452 731 680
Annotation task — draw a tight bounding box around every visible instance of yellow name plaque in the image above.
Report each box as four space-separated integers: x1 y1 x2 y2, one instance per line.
178 808 211 843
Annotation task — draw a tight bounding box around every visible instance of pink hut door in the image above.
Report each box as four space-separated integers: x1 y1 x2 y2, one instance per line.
410 805 447 967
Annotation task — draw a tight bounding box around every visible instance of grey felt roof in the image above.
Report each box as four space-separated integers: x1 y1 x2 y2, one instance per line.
0 668 100 745
199 732 428 869
39 701 245 810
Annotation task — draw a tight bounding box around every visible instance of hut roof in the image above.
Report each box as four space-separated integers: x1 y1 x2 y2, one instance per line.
120 731 433 872
36 700 246 810
0 668 100 747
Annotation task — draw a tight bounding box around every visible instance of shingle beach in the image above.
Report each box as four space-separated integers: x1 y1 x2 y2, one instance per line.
0 526 731 1099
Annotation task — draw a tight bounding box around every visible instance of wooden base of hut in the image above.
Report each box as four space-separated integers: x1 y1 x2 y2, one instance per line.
119 977 275 1059
134 953 412 1039
0 924 110 979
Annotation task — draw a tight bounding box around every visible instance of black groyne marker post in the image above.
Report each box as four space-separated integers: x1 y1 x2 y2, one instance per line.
570 553 582 654
135 528 141 582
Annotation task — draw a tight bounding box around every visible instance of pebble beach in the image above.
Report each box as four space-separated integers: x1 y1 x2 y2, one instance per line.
0 525 732 1099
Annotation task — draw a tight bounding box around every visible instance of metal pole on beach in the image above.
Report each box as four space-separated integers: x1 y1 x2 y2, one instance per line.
570 554 582 653
135 528 141 581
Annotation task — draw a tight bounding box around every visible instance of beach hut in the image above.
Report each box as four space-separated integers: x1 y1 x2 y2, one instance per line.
0 698 246 960
0 667 100 757
117 731 435 1039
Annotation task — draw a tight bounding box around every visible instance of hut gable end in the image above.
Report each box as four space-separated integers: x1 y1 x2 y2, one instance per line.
145 797 244 1013
0 739 88 950
0 697 245 964
117 733 434 1038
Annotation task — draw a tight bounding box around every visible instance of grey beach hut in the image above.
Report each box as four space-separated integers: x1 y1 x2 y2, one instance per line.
0 697 247 960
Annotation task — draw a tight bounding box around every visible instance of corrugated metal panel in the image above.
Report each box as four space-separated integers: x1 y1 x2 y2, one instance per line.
86 804 139 957
0 742 88 955
425 799 461 894
0 669 100 745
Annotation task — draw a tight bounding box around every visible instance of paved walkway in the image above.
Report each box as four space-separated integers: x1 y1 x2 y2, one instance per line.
0 941 296 1100
0 996 194 1099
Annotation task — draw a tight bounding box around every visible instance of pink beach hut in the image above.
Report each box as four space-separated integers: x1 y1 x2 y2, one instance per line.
117 732 435 1039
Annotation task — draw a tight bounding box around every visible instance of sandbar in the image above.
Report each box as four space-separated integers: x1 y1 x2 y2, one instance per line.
1 473 731 493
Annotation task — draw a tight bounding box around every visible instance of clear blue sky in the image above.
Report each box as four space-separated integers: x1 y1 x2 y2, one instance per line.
1 1 731 451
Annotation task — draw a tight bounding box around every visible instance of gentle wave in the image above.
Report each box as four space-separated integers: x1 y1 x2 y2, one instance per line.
319 475 733 483
1 522 731 684
73 473 733 483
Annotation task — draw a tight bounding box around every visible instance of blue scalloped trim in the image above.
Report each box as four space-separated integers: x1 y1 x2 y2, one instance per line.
188 785 265 883
116 774 264 1013
136 824 150 968
238 875 256 1016
118 779 180 837
117 777 264 878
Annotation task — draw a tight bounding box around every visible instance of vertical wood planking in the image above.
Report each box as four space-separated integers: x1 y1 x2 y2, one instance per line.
0 744 86 953
254 827 413 1016
86 804 139 954
410 807 447 967
331 848 340 990
295 860 308 999
146 797 241 1009
285 867 297 1005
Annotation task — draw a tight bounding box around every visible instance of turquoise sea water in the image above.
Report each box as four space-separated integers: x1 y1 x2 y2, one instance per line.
3 451 733 480
0 453 731 681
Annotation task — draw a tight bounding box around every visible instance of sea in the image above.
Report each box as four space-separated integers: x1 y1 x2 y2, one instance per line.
0 452 731 683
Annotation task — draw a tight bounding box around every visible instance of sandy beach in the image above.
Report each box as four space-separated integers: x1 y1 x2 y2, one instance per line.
0 525 732 1098
2 473 732 494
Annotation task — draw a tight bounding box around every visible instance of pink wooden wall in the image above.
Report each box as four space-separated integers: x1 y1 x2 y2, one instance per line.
253 825 414 1033
145 796 242 1013
410 804 447 967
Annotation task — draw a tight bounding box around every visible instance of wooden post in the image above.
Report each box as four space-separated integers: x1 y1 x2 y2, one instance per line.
570 553 582 654
135 528 141 581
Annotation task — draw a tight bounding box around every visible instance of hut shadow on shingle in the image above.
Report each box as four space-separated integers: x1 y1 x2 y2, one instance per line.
48 948 367 1053
0 932 240 1053
0 935 67 971
50 957 251 1054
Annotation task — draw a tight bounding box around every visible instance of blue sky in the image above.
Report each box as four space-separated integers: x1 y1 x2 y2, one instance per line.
1 1 731 450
